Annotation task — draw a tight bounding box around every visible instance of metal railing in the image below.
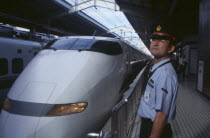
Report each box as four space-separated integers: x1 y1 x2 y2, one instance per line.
87 67 145 138
111 68 145 138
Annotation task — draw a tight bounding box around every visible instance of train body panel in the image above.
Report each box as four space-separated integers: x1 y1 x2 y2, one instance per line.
0 110 39 138
8 49 125 103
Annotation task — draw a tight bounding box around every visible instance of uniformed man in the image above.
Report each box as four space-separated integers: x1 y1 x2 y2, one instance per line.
138 25 178 138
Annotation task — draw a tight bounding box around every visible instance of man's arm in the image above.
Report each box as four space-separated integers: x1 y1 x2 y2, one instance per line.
150 111 167 138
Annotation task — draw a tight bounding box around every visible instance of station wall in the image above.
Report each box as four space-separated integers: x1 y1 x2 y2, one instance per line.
199 0 210 97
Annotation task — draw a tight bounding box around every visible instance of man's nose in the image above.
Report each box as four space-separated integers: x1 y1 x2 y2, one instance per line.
152 40 159 45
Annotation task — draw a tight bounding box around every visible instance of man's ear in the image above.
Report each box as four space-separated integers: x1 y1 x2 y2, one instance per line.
168 45 175 54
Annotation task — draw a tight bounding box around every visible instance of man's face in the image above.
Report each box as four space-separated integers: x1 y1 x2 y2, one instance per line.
150 38 175 59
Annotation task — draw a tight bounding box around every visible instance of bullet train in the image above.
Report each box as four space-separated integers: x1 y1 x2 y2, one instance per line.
0 37 42 109
0 36 150 138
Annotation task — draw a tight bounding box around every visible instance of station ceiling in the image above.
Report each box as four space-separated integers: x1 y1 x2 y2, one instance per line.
0 0 199 47
116 0 199 47
0 0 114 37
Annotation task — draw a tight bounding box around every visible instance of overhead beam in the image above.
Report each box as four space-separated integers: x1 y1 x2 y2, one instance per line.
109 26 136 33
54 0 115 36
70 0 120 12
54 0 72 10
115 1 152 17
55 0 120 13
0 12 72 35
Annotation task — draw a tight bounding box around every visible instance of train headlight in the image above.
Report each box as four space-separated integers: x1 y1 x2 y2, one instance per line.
3 98 10 110
46 102 87 116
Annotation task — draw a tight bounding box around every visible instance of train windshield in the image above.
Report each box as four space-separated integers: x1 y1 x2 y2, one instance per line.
44 38 79 50
89 40 123 55
45 38 123 55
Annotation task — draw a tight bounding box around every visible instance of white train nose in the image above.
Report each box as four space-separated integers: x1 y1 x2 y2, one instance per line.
9 81 56 103
0 110 40 138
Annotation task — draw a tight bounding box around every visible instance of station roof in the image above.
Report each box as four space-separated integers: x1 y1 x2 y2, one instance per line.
0 0 199 49
0 0 115 37
115 0 199 47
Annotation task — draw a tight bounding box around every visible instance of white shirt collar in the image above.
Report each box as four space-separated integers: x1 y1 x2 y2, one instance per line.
151 58 171 71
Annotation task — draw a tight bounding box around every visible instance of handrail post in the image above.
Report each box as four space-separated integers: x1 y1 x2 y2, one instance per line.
111 110 119 138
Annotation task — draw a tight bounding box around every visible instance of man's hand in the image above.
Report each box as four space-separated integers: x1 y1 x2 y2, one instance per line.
150 111 167 138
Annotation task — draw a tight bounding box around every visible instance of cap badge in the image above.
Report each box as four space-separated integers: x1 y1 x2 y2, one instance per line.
156 25 161 31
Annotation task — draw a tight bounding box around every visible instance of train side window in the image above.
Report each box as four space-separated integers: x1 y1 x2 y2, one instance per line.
0 58 8 75
17 49 22 54
12 58 23 74
90 41 123 55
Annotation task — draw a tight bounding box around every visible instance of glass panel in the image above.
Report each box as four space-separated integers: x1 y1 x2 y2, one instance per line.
12 58 23 74
90 40 123 55
71 39 94 50
44 38 77 50
0 58 8 75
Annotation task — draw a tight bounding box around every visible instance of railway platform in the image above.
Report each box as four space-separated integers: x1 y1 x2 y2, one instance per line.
131 76 210 138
